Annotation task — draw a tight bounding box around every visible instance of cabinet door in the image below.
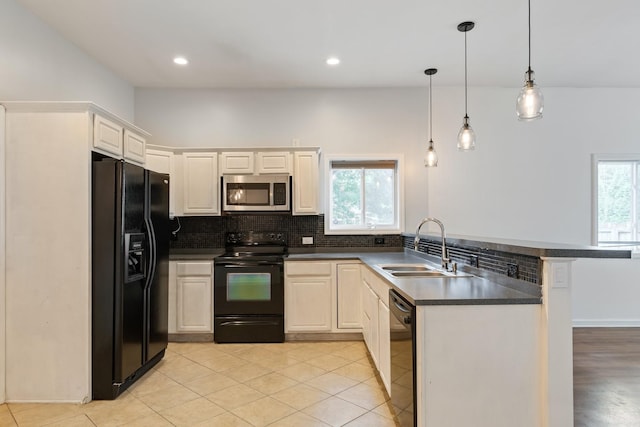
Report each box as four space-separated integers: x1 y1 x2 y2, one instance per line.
256 151 291 174
146 148 175 218
176 275 213 333
285 277 332 332
168 262 177 333
378 299 391 394
293 151 319 215
123 130 145 165
220 152 254 174
368 285 380 368
182 152 219 215
93 114 123 157
337 263 362 329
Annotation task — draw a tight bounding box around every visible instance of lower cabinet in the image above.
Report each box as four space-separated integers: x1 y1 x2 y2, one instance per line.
169 261 213 334
361 265 391 395
284 260 362 333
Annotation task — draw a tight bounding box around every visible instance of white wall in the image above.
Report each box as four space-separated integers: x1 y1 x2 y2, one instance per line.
135 86 640 326
0 0 134 120
134 87 430 227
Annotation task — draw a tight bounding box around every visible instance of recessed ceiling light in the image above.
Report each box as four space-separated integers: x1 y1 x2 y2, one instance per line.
326 57 340 66
173 56 189 66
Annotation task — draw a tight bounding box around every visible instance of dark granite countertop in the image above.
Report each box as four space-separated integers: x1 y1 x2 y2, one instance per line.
405 232 632 259
169 248 224 260
287 249 542 306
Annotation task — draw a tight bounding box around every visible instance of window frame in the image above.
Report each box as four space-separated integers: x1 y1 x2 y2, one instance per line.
324 154 404 235
591 153 640 246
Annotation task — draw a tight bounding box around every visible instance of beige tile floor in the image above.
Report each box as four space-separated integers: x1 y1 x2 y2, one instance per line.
0 341 399 426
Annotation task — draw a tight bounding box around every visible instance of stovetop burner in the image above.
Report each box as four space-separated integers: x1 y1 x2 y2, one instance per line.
218 231 288 260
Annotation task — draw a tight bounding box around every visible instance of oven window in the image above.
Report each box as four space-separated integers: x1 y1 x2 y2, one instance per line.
227 273 272 301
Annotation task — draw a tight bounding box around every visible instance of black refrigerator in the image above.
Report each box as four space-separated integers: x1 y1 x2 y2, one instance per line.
92 153 170 400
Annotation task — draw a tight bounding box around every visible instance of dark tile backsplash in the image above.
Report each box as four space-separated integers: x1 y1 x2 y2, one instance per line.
405 236 541 285
169 214 541 284
170 214 403 249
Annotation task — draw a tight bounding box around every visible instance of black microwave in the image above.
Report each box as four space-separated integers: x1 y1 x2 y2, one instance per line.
222 174 291 212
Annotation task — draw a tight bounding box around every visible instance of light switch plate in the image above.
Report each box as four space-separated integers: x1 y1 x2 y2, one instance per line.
302 236 313 245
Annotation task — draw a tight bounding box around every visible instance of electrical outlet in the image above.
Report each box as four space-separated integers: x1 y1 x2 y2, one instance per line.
469 255 479 268
302 236 313 245
506 263 519 278
374 237 385 245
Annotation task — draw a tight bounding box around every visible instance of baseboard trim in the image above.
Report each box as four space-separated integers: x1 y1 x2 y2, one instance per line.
168 333 214 342
286 332 364 342
573 319 640 328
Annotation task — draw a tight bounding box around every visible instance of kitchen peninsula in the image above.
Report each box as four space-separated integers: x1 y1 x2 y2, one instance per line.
284 234 631 427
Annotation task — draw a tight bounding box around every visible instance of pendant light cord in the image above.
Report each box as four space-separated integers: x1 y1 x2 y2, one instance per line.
464 30 468 117
528 0 532 70
429 74 433 140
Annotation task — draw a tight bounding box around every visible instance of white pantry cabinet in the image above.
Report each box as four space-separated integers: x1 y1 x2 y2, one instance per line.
93 114 146 165
182 152 219 215
169 261 213 334
293 150 320 215
1 102 149 402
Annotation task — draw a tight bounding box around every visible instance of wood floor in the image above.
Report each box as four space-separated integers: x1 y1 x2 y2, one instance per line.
574 327 640 426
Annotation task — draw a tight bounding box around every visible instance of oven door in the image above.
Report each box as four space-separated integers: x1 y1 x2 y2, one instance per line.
214 261 284 316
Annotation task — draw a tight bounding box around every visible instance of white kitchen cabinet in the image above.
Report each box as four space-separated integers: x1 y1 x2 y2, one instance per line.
256 151 291 174
337 263 362 329
123 129 146 165
170 261 213 333
182 152 219 215
285 262 332 332
93 114 146 165
293 150 320 215
378 299 391 393
93 114 123 158
361 265 391 392
145 147 176 218
220 151 254 174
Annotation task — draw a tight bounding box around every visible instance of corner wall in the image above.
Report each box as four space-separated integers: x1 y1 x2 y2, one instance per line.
0 0 134 120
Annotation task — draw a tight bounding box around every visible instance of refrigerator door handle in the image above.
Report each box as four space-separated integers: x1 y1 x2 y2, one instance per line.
143 217 157 291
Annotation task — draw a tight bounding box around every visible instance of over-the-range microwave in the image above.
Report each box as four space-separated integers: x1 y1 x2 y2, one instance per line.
222 174 291 212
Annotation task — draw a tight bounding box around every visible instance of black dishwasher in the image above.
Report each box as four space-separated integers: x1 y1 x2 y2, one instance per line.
389 289 416 427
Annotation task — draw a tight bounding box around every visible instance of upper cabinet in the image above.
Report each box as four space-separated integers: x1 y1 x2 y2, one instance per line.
93 114 146 165
220 151 292 175
182 152 219 215
293 150 320 215
220 152 255 174
256 151 292 174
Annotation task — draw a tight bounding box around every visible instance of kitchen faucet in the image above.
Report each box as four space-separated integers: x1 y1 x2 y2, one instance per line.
414 217 457 273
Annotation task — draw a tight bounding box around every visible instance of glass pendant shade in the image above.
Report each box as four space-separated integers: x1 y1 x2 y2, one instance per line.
424 140 438 167
457 116 476 151
516 69 544 120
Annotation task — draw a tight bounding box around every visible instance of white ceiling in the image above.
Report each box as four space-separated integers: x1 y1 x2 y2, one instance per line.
18 0 639 89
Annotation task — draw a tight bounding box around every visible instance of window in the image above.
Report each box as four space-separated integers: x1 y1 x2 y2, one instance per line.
592 154 640 245
326 157 403 234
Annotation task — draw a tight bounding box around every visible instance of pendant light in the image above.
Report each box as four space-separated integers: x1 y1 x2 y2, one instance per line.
516 0 544 120
457 21 476 151
424 68 438 167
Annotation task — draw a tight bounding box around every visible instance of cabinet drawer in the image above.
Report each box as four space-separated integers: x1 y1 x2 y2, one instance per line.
176 261 212 276
286 262 332 276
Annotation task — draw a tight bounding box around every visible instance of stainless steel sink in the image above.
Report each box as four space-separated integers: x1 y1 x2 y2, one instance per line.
381 265 433 272
376 263 472 279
